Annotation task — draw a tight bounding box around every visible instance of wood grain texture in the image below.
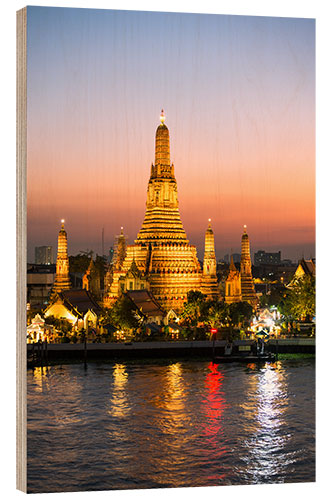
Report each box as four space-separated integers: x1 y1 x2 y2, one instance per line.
16 6 27 493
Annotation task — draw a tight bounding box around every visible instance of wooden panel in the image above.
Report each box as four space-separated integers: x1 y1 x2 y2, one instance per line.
16 6 27 493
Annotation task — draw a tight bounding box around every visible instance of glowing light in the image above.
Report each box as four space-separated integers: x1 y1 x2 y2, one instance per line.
160 109 165 124
108 364 129 418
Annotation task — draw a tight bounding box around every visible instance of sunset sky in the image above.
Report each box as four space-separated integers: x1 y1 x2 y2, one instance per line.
27 7 315 262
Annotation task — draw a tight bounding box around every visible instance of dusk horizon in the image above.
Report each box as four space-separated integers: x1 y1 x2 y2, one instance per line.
27 7 315 263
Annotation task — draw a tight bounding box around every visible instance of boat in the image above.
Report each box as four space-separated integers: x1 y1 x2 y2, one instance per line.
213 352 276 363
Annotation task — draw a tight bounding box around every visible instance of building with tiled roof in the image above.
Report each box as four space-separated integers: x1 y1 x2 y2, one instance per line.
44 289 102 330
126 290 166 325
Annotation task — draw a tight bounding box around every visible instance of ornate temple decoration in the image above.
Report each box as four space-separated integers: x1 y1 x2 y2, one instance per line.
104 227 127 293
240 226 258 308
52 220 71 293
82 256 100 299
118 259 149 294
225 255 242 304
201 219 219 298
104 112 219 311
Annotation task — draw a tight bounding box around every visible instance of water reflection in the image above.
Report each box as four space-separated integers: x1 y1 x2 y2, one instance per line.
108 363 130 418
32 366 50 393
242 361 290 482
200 362 229 483
27 360 315 492
203 362 227 438
155 362 190 438
143 362 195 487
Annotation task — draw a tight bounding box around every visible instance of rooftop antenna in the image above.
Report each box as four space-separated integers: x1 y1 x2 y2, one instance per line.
102 227 104 257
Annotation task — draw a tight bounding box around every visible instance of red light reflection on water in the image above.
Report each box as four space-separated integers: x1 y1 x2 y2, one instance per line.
204 362 228 438
201 362 229 482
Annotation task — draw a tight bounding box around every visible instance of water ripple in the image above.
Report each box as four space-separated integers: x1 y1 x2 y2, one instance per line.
27 359 315 492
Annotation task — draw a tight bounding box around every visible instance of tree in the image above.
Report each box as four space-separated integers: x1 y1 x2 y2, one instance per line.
181 291 207 326
227 301 253 329
260 287 284 308
69 252 92 274
44 315 73 337
203 299 228 329
102 295 140 331
95 254 107 286
281 275 315 322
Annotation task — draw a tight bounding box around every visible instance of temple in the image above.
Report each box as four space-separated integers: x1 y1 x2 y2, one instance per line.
82 256 100 299
201 219 219 298
104 112 218 311
240 226 258 308
225 255 242 304
52 220 71 293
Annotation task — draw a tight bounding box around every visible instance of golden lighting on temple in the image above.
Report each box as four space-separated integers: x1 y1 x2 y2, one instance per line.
103 113 219 311
52 219 71 294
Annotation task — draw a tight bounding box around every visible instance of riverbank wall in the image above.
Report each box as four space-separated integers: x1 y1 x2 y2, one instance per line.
27 338 315 364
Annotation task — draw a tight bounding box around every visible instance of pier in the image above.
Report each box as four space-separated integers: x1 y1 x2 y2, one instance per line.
27 337 315 366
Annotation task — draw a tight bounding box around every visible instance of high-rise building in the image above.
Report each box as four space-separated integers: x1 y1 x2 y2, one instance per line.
35 246 53 265
240 226 258 308
223 254 230 264
254 250 281 266
231 253 241 264
52 220 71 293
104 112 218 311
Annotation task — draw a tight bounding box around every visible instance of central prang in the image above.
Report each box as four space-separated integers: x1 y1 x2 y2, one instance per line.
103 112 219 311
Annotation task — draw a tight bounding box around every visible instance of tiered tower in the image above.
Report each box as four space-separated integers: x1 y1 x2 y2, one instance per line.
104 227 127 293
201 219 219 298
53 220 71 293
240 226 257 308
104 111 204 311
136 110 187 243
225 255 242 304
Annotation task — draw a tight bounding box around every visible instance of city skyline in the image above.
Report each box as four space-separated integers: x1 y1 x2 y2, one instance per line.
27 7 315 262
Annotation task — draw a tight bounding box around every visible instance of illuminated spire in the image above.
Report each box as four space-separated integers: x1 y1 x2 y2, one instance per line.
202 219 219 297
155 109 170 168
203 219 216 275
225 253 242 304
240 226 257 308
230 254 236 271
53 219 71 293
137 112 187 243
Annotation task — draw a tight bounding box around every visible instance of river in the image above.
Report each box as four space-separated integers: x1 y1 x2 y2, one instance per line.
27 358 315 493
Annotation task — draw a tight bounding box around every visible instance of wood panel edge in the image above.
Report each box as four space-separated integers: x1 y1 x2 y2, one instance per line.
16 6 27 494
